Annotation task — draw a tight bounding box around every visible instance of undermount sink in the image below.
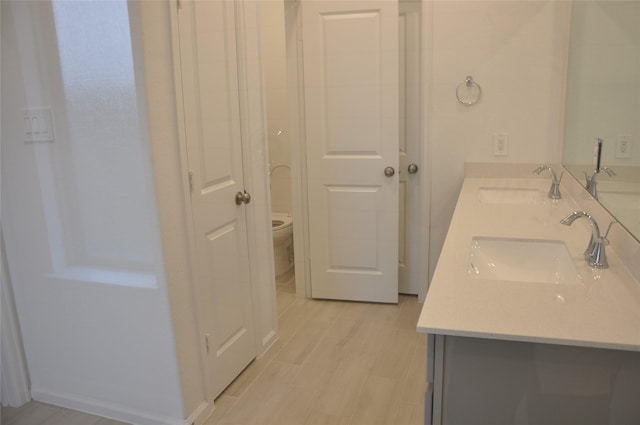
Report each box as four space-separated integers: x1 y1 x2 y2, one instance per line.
469 237 582 285
478 187 540 204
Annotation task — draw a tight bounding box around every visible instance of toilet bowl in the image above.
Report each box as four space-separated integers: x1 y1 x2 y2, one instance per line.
272 213 294 277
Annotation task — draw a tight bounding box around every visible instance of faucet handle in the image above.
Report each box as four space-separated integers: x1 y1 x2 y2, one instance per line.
600 166 616 177
603 220 618 240
589 220 616 269
533 165 548 175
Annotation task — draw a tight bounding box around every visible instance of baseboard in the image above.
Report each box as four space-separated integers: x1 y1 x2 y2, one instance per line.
31 387 188 425
261 330 277 353
185 400 214 425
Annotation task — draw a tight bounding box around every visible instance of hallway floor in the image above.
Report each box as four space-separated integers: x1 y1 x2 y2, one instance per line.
206 274 427 425
1 274 426 425
0 402 129 425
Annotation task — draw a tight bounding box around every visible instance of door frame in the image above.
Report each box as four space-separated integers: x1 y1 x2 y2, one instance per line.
283 0 432 302
170 0 278 405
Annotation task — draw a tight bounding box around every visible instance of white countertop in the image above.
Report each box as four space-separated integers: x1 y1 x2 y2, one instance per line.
417 177 640 352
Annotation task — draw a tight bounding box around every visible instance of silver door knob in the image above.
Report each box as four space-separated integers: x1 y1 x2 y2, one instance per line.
235 191 251 205
384 166 395 177
408 163 419 174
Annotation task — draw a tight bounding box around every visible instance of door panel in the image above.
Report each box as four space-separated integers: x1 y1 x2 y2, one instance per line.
303 0 399 303
177 0 256 399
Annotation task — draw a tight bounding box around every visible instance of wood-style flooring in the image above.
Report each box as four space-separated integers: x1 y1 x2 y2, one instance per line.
1 273 426 425
0 402 129 425
206 274 427 425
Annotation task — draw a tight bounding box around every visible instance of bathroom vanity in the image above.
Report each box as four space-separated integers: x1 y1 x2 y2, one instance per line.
417 168 640 425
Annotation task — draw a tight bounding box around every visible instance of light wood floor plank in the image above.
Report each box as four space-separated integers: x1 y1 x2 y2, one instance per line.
3 402 66 425
348 375 404 425
42 409 102 425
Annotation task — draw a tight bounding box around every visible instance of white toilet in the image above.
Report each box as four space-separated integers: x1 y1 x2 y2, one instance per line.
272 213 294 277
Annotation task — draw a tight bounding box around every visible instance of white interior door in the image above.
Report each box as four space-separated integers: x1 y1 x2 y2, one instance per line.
303 0 400 303
177 1 256 399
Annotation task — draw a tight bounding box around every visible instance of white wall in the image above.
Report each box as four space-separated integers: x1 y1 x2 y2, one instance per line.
140 1 209 420
1 2 186 423
427 0 572 279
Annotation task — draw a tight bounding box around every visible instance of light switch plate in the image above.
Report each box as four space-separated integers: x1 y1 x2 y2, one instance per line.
22 108 54 142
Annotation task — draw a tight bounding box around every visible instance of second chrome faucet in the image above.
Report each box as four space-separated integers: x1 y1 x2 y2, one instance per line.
533 165 564 200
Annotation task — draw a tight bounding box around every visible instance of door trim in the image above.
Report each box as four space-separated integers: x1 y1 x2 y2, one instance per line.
418 0 433 302
170 0 277 406
284 1 312 298
1 232 31 408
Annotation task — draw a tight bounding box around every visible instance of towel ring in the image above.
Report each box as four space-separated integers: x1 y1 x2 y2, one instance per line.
456 76 481 106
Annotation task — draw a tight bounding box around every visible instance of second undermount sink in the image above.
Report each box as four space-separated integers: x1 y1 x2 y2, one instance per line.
469 237 582 285
478 187 541 204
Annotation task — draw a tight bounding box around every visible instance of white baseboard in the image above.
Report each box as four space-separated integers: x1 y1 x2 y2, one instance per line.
260 330 278 355
185 400 214 425
31 387 192 425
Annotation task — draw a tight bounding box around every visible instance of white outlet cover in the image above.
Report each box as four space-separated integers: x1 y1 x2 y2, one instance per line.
493 133 508 156
616 134 632 159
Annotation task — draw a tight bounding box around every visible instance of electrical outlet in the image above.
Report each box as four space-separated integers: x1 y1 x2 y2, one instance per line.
493 133 508 156
616 134 632 159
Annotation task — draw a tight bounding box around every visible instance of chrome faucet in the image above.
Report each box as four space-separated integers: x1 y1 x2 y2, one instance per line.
584 167 616 200
533 165 564 199
560 211 617 269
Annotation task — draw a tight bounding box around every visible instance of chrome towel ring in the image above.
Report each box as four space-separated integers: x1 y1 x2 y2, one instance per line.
456 75 481 106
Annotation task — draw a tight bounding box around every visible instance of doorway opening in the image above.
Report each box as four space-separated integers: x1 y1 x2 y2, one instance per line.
260 0 426 303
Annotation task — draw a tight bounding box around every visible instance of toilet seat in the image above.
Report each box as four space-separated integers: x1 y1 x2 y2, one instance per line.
272 213 292 233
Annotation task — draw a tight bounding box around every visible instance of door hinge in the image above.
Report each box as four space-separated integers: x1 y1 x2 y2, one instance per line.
188 172 193 193
177 0 183 10
205 334 210 354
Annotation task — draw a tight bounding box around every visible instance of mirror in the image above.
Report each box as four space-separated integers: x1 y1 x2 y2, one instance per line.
562 1 640 240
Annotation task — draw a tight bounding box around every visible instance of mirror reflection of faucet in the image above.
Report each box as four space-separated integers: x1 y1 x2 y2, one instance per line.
584 167 616 200
533 165 564 199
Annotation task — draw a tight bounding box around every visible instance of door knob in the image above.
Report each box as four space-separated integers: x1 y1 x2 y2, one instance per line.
408 163 419 174
235 191 251 205
384 166 395 177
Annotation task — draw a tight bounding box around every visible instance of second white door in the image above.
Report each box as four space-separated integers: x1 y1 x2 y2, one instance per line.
303 0 400 303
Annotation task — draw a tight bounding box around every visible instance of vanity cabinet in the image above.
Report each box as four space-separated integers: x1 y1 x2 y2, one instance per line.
424 334 640 425
418 174 640 425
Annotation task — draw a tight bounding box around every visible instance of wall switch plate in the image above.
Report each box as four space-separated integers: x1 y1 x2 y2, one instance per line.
22 108 54 143
493 133 508 156
616 134 632 159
